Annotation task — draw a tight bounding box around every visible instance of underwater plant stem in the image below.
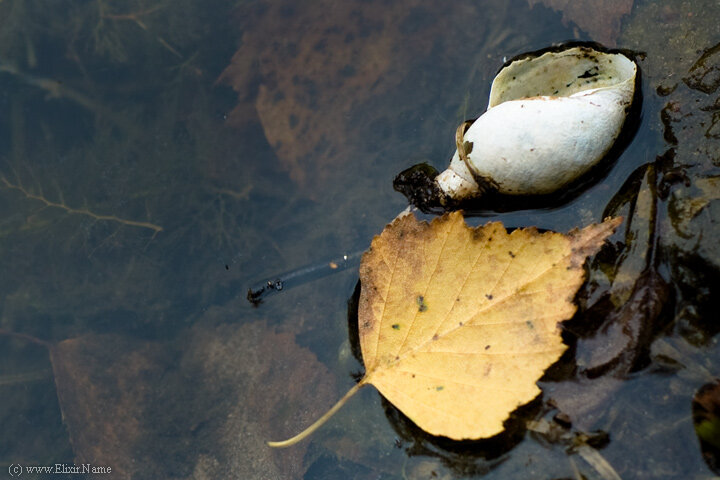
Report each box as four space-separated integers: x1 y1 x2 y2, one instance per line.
267 380 365 448
0 176 163 234
0 60 104 114
0 328 52 348
101 5 183 59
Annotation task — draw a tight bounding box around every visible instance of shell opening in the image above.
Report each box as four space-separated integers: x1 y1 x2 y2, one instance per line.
488 46 636 108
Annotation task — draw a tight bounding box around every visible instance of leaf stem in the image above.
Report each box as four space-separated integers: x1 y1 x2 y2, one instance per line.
267 380 365 448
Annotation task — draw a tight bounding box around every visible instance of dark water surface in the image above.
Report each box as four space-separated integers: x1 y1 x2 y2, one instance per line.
1 0 719 478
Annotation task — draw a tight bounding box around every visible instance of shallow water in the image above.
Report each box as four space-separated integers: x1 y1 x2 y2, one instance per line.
1 0 719 478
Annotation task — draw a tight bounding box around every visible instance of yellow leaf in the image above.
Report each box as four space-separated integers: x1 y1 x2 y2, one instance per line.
269 212 621 446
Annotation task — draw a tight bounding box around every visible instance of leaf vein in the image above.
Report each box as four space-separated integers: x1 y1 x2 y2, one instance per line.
396 219 453 355
394 369 531 393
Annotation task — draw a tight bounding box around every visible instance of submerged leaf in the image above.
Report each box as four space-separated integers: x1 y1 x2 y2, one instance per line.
51 320 335 478
575 165 671 379
219 1 450 195
357 212 621 440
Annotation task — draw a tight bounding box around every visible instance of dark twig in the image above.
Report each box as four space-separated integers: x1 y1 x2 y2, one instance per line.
247 250 364 306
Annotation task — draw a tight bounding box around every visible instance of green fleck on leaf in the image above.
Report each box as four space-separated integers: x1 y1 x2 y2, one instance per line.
436 386 444 391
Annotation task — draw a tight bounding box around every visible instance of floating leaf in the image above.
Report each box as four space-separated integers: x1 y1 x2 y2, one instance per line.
271 212 620 446
356 212 621 439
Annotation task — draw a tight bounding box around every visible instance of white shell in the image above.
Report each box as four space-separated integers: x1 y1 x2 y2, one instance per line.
436 46 637 200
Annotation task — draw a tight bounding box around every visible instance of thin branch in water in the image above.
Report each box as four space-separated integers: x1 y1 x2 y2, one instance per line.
247 249 363 306
100 5 164 21
0 60 119 123
0 369 53 387
0 328 52 349
1 175 163 235
214 185 253 201
101 5 183 59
